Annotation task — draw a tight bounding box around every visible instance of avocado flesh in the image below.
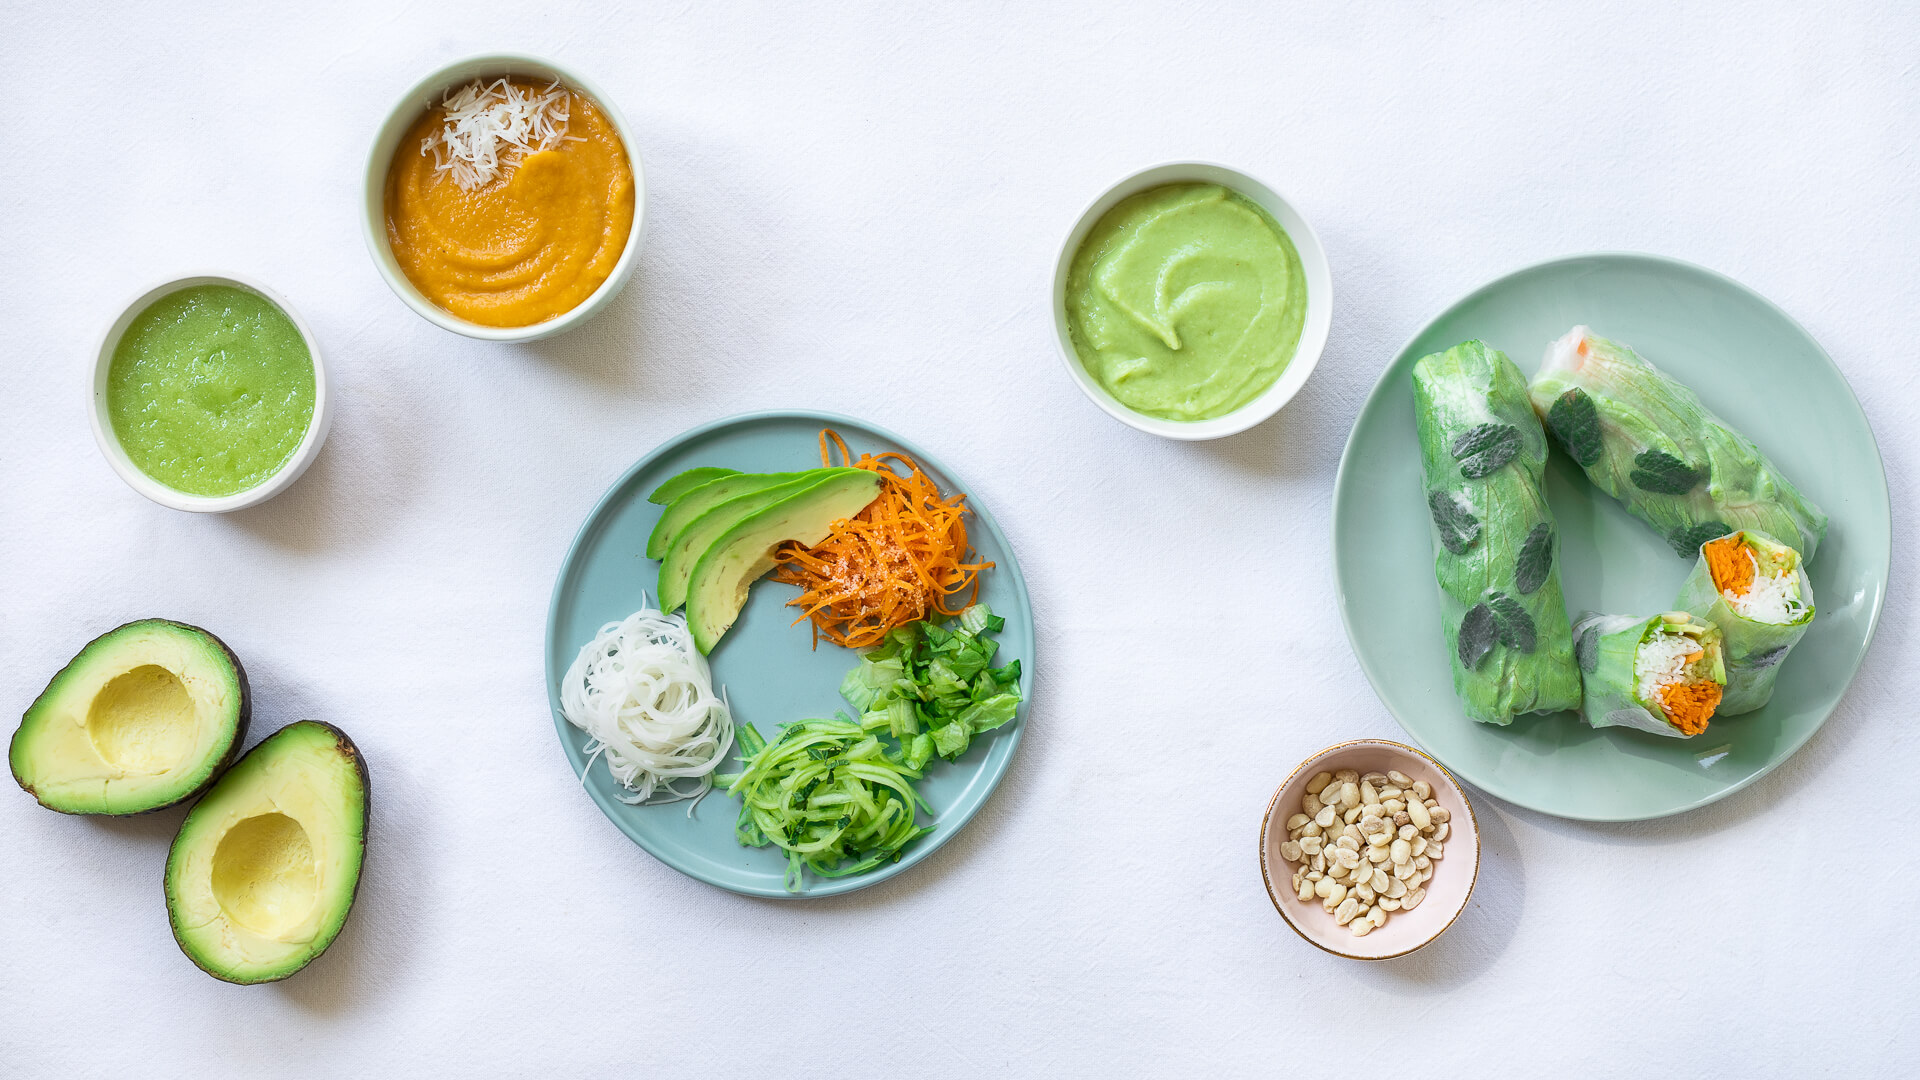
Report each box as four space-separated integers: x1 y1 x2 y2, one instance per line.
687 470 883 654
10 619 248 816
647 466 739 506
164 721 368 985
657 470 866 613
646 470 840 559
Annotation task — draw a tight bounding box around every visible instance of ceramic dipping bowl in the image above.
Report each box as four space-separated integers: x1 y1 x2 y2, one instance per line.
1050 160 1332 441
89 272 332 514
362 52 646 342
1259 738 1480 960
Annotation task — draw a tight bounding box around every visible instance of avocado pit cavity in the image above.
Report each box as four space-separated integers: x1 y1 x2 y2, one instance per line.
211 812 319 938
86 665 198 773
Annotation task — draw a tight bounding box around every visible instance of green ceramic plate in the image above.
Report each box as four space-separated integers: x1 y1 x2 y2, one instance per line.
545 411 1033 896
1333 254 1887 821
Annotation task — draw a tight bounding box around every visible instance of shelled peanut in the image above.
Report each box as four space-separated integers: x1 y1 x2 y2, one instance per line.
1276 768 1450 937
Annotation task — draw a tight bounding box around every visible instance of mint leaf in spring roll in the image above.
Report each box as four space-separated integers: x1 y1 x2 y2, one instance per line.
1573 611 1727 738
1527 327 1829 560
1673 530 1814 716
1413 341 1582 724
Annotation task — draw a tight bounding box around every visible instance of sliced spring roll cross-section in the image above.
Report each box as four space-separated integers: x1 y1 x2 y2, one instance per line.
1528 327 1828 560
1572 611 1727 738
1674 530 1814 716
1413 340 1582 725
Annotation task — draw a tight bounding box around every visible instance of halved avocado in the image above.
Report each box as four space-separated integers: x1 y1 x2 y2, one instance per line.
657 469 867 613
164 721 368 984
687 470 882 653
10 619 249 816
645 470 835 559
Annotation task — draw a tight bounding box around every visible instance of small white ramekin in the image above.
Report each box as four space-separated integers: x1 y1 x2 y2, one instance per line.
1051 161 1333 441
90 273 333 513
361 53 647 342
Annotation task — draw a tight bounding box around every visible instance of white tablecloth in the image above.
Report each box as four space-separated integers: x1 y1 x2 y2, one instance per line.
4 3 1915 1075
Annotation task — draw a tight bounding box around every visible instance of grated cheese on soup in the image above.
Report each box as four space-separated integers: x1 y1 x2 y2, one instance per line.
419 78 572 190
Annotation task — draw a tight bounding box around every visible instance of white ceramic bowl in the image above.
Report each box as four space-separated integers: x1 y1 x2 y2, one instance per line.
1051 161 1332 440
1259 739 1480 960
89 273 333 513
362 53 646 342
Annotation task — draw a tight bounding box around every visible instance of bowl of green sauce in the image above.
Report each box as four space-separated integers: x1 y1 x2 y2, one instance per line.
89 274 331 512
1052 161 1332 440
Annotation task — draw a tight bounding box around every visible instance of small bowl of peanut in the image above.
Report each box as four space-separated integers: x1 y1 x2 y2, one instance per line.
1259 739 1480 960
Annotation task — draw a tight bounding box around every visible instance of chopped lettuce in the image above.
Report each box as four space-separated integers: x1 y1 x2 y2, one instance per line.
715 605 1022 890
843 605 1022 762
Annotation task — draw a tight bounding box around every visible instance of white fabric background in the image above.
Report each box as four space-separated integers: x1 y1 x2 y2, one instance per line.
3 2 1915 1076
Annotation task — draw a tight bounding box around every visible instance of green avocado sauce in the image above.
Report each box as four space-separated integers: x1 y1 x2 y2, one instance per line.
1065 183 1307 422
106 284 315 497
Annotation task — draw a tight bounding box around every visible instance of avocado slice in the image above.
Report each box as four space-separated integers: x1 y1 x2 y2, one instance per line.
10 619 249 816
686 470 882 653
646 470 838 559
164 721 368 984
657 469 867 613
647 466 739 505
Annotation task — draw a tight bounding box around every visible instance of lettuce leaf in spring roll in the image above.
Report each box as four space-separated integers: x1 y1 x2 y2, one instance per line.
1673 530 1814 716
1413 340 1582 725
1528 327 1828 560
1572 611 1727 738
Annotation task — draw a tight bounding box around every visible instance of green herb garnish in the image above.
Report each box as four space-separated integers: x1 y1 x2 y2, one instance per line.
1452 422 1522 479
1428 490 1482 556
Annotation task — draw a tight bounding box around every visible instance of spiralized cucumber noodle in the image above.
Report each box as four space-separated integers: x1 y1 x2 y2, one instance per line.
560 600 735 809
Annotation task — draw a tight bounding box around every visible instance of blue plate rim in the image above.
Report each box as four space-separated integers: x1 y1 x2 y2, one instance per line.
1330 250 1890 821
544 408 1034 896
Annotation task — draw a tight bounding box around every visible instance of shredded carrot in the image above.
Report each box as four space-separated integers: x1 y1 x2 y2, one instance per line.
771 429 993 649
1703 534 1755 597
1657 680 1721 736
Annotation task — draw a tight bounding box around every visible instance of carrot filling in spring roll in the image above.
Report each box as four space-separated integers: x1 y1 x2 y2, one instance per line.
1703 534 1756 597
1701 532 1807 626
1635 617 1724 736
1672 530 1811 717
1656 679 1722 736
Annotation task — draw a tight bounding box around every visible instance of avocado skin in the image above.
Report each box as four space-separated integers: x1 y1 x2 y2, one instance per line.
164 721 370 985
10 619 251 817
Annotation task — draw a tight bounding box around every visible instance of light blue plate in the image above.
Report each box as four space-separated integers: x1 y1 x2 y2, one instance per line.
545 411 1033 896
1334 254 1888 821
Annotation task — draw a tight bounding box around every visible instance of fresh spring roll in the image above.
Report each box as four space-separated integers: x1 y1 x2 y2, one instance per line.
1413 340 1582 724
1572 611 1727 737
1528 327 1828 560
1673 530 1814 716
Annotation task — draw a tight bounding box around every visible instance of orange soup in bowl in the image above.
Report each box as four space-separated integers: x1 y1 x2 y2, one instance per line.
384 78 634 328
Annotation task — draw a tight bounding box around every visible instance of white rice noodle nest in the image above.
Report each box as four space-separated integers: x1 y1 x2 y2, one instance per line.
560 601 735 809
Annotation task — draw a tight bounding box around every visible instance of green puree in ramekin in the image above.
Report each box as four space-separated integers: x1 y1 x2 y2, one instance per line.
1065 182 1307 422
106 285 315 497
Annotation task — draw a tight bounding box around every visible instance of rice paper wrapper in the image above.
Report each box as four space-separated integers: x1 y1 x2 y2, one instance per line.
1673 532 1814 716
1571 612 1699 738
1527 327 1828 561
1413 340 1582 725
